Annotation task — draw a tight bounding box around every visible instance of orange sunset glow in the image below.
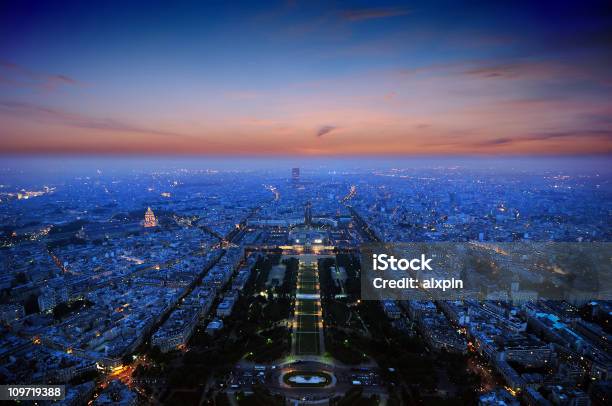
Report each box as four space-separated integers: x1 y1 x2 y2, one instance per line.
1 1 610 155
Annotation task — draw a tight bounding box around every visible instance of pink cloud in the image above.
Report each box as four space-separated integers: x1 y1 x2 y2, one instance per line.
340 7 410 21
0 60 81 91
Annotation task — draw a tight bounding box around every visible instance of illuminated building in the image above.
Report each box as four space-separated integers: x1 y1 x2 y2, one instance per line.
144 207 158 228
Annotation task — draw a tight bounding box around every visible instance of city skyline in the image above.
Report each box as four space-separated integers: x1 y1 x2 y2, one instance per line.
1 3 611 402
1 0 612 155
1 161 610 404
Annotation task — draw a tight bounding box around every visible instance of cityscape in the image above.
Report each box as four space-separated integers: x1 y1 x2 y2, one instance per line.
0 157 610 405
1 0 611 405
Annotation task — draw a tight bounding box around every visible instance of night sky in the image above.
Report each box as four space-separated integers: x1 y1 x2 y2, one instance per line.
1 0 611 155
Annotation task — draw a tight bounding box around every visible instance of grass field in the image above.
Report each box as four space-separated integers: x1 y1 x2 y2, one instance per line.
296 331 320 354
298 268 318 294
299 270 317 281
293 264 322 355
297 314 319 332
298 283 318 295
297 300 318 314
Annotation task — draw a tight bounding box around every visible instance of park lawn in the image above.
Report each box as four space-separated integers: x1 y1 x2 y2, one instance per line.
300 270 317 279
298 282 318 295
296 332 320 355
297 314 319 332
294 265 321 355
298 300 318 314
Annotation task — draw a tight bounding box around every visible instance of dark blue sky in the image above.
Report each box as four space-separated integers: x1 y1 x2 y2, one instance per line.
1 0 611 155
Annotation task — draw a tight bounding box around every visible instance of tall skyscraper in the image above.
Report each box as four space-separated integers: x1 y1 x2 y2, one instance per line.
144 207 158 227
292 167 300 183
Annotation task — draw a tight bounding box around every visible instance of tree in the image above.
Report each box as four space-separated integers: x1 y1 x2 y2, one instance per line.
53 302 70 320
14 271 28 286
121 353 133 365
24 294 39 314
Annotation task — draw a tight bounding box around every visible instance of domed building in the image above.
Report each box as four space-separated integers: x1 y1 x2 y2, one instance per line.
143 207 158 228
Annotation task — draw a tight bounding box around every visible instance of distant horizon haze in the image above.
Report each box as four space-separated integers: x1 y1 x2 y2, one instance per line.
1 155 611 178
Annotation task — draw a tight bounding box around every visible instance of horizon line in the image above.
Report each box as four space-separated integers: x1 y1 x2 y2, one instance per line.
1 151 611 159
